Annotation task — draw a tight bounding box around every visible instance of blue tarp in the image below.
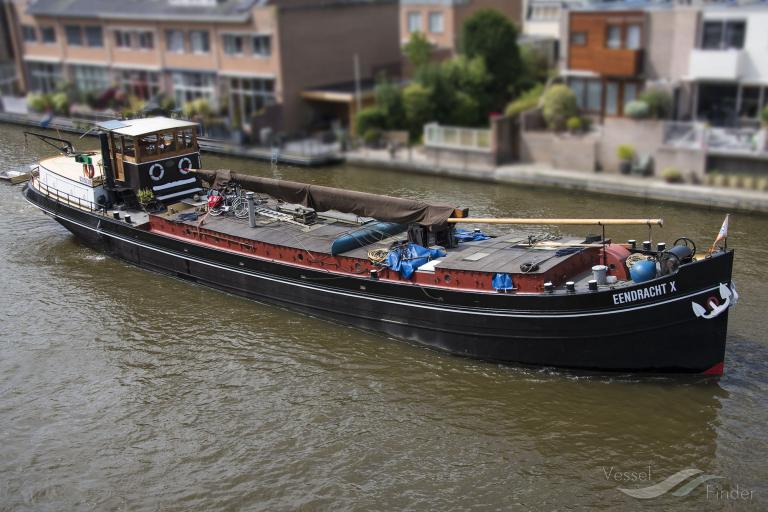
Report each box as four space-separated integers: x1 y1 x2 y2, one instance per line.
455 228 491 242
492 273 513 291
386 243 446 279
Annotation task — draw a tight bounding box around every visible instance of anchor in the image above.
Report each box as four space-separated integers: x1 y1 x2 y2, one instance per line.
692 282 739 320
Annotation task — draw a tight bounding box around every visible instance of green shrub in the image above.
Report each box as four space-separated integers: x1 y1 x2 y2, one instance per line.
661 167 683 183
566 116 582 132
182 98 211 119
50 92 70 115
638 88 672 119
27 92 50 113
504 84 543 117
402 83 434 140
617 144 635 162
363 128 382 146
137 188 155 208
355 106 387 137
624 100 650 119
761 105 768 126
541 84 578 131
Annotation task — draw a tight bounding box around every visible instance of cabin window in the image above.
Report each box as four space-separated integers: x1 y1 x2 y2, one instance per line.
112 134 122 153
178 128 195 149
122 136 135 157
158 131 176 153
138 134 159 158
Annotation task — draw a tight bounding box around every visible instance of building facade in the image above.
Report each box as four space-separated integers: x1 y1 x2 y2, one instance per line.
399 0 522 57
560 2 768 126
12 0 401 133
0 0 19 94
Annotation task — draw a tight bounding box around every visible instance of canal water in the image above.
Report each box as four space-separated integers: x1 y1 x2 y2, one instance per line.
1 125 766 511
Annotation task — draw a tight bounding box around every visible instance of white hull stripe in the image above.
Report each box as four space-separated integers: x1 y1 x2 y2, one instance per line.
26 191 723 319
152 177 198 192
156 187 203 201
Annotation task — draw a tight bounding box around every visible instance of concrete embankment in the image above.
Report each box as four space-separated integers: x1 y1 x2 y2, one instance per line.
345 152 768 215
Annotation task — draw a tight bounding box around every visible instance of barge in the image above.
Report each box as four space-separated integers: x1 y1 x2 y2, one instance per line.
22 117 736 374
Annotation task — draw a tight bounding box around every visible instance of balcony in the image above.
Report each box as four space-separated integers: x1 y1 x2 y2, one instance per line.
688 49 745 81
569 48 643 77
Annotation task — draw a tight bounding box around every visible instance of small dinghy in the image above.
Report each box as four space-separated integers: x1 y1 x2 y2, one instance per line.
0 164 35 185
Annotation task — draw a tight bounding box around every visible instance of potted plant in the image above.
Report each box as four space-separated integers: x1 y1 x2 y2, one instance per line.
617 144 635 174
566 116 582 134
661 167 684 183
137 188 160 212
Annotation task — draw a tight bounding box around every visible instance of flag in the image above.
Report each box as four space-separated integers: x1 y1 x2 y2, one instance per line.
715 214 729 244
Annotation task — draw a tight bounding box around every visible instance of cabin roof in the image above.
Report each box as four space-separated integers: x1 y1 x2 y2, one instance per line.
98 117 198 137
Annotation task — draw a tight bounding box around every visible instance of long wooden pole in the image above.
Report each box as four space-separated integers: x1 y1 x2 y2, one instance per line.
447 218 663 226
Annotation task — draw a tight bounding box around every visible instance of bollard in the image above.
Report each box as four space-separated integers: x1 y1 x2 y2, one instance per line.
246 191 257 228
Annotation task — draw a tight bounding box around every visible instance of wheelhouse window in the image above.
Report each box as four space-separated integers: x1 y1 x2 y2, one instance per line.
122 136 135 158
65 25 83 46
159 131 177 153
22 25 36 43
251 35 271 57
178 128 196 149
570 32 587 46
407 12 422 33
166 30 185 53
606 25 622 49
702 20 746 50
138 134 159 159
223 34 244 55
41 27 56 44
85 26 103 47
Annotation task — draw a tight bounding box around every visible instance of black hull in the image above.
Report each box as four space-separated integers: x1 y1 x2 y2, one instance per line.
23 184 734 374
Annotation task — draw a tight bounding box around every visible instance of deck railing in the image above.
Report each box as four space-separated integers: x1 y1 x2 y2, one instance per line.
32 174 102 213
423 123 492 152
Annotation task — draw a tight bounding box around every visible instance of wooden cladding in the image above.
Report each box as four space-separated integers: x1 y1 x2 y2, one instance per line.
568 11 645 77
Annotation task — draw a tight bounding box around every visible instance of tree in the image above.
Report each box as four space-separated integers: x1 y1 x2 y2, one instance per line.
402 83 434 140
460 9 523 110
374 79 405 129
403 32 433 71
541 84 578 131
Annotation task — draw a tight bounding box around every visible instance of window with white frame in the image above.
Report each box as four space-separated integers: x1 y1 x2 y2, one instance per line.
251 35 271 57
606 25 622 49
41 27 56 44
27 62 62 93
190 30 209 53
227 76 275 126
116 69 160 99
72 65 110 92
407 12 422 33
428 12 444 34
138 31 153 49
65 25 82 46
166 30 185 52
625 24 641 50
223 34 244 55
22 25 36 43
84 26 103 47
114 30 131 48
172 71 217 108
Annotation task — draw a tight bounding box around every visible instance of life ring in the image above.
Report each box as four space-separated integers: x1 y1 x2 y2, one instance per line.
148 163 165 181
179 157 192 174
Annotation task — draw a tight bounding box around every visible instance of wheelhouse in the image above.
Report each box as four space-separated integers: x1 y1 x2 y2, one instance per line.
97 117 203 204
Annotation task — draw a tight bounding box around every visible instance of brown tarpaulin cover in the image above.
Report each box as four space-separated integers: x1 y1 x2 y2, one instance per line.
196 169 457 227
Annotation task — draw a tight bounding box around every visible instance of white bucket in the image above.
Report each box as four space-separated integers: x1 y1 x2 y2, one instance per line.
592 264 608 285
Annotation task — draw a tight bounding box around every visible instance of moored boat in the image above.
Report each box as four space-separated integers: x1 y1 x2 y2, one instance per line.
21 117 736 375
